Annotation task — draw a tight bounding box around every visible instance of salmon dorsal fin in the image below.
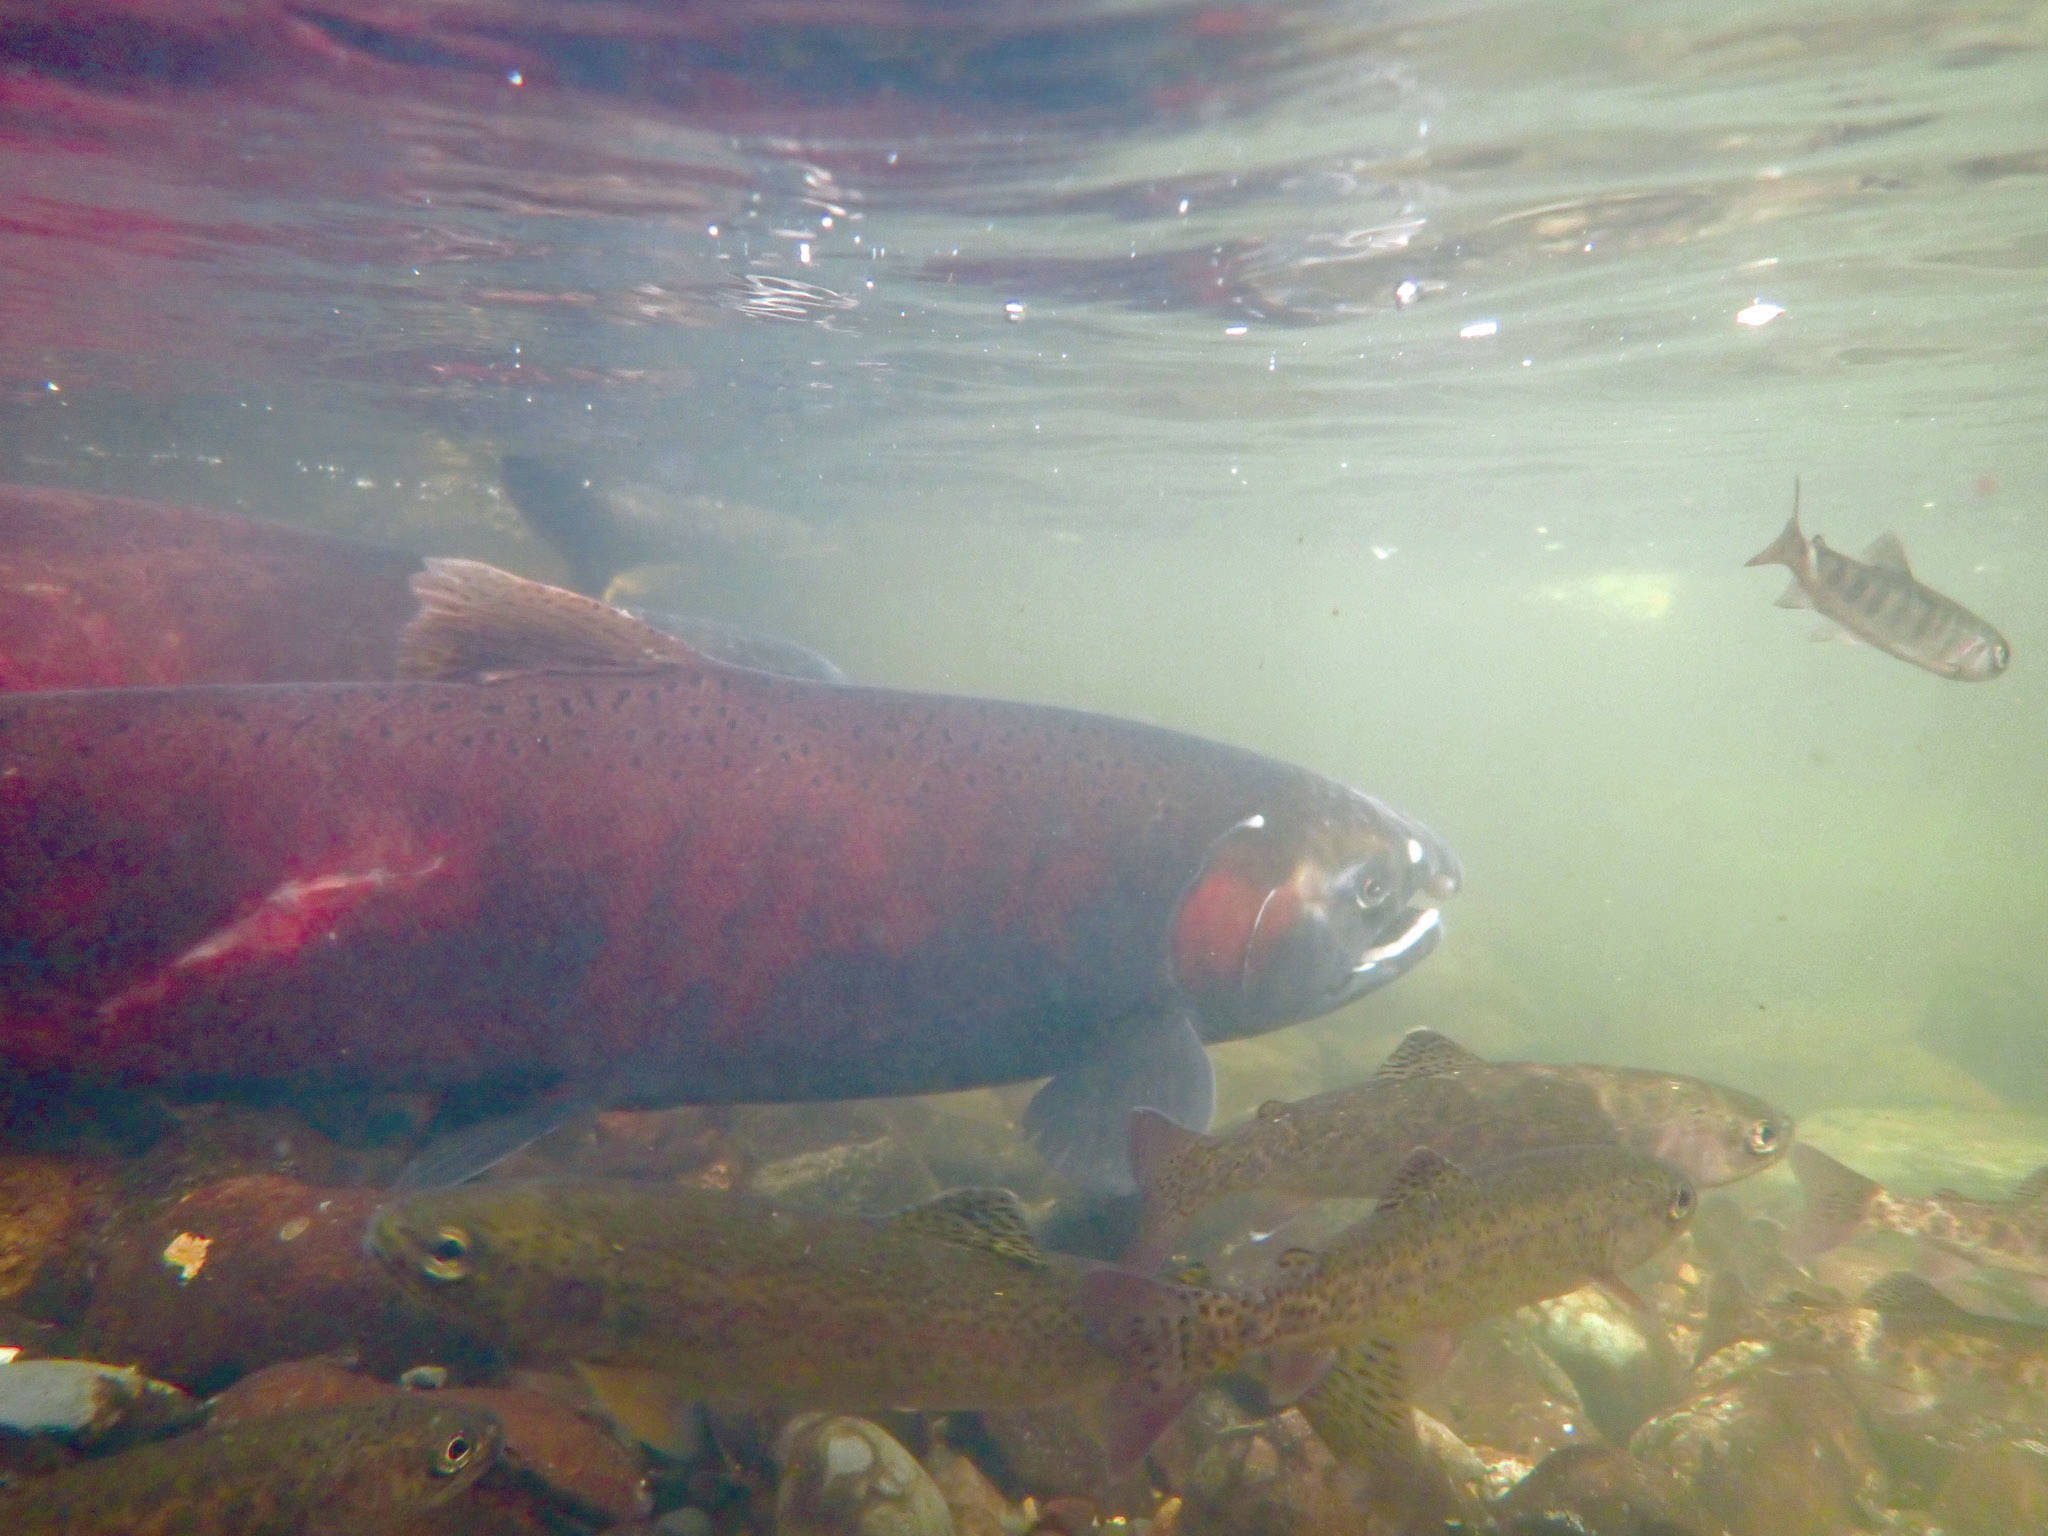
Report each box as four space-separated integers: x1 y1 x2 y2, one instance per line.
1374 1029 1483 1081
1375 1146 1476 1215
889 1188 1047 1268
400 557 705 682
1861 1271 1970 1328
1858 532 1911 574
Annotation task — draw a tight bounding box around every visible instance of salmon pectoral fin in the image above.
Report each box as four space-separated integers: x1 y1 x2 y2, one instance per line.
390 1093 593 1191
400 556 707 682
573 1363 705 1461
1023 1005 1214 1196
1785 1144 1882 1260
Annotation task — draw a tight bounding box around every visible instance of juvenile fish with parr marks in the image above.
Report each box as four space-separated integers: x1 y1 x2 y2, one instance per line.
1746 478 2009 680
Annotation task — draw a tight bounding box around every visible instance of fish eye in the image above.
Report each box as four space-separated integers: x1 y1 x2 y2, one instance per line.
1353 877 1388 908
1746 1119 1780 1156
1668 1184 1697 1222
422 1227 471 1282
436 1433 475 1475
1994 642 2010 669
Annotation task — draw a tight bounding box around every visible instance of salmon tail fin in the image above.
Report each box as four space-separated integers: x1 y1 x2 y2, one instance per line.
400 557 705 682
1121 1108 1211 1270
1079 1264 1244 1473
1745 477 1810 572
1784 1144 1881 1261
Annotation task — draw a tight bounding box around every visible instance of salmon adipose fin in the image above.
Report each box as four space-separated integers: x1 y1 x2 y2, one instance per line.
1023 1005 1215 1196
389 1093 594 1191
401 557 706 681
1744 477 1812 578
1784 1144 1882 1260
1079 1264 1246 1472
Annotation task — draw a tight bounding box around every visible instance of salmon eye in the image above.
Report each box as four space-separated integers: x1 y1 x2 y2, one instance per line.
1353 876 1388 908
1668 1185 1697 1222
437 1433 475 1475
1994 642 2011 669
423 1227 471 1282
1746 1119 1781 1157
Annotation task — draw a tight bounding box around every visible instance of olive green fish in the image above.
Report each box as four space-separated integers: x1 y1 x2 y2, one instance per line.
1083 1143 1696 1471
0 1395 500 1536
367 1181 1120 1413
1746 478 2009 680
1787 1143 2048 1281
1124 1026 1787 1269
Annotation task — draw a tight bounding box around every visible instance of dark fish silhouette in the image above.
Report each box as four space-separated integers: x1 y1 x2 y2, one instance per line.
1747 479 2009 680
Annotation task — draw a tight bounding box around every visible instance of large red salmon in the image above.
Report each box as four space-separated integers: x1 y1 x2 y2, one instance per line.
0 482 843 692
0 561 1458 1187
0 484 419 690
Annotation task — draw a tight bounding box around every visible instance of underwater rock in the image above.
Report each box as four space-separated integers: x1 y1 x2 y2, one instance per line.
922 1443 1024 1536
974 1401 1142 1511
1492 1443 1715 1535
1527 1285 1685 1443
1628 1361 1886 1536
1415 1317 1595 1465
0 1155 107 1305
78 1174 484 1393
1929 1437 2048 1536
1176 1406 1486 1536
0 1357 201 1448
775 1413 955 1536
747 1135 942 1215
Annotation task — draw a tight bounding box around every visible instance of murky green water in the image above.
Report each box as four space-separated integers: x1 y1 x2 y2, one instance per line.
8 0 2042 1152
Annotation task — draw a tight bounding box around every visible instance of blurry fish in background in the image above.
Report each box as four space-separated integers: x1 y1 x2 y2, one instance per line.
1746 478 2009 680
500 452 846 682
1123 1027 1788 1271
1786 1144 2048 1295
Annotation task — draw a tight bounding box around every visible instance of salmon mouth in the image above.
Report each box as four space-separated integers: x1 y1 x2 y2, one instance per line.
1352 903 1442 977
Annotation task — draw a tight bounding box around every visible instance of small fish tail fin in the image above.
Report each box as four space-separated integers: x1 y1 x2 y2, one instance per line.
1121 1108 1211 1270
1745 477 1810 572
1079 1264 1245 1471
1785 1144 1881 1260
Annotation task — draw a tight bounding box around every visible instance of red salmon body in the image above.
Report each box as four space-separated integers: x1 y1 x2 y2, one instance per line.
0 485 420 691
0 656 1452 1106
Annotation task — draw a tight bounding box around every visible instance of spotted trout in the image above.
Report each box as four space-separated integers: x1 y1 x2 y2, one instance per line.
1125 1026 1788 1268
0 558 1457 1187
368 1180 1122 1414
1746 479 2009 680
0 1394 501 1536
1083 1143 1695 1470
1787 1143 2048 1282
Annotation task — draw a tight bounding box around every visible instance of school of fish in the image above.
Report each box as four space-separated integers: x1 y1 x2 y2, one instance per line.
0 478 2035 1536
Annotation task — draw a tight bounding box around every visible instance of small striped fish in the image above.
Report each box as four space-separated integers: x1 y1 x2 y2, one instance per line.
1747 479 2009 681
